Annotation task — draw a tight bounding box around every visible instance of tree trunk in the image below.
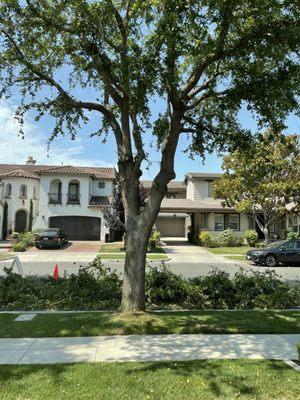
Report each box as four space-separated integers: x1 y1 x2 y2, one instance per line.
263 228 270 244
121 226 149 311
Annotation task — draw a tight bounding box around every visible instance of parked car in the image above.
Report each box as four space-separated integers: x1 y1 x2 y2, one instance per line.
246 239 300 267
35 228 69 249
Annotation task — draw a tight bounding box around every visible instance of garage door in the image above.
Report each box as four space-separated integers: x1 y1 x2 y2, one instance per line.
49 216 101 240
155 217 185 237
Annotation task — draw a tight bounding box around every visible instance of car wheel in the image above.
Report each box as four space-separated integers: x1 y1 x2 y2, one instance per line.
265 254 277 268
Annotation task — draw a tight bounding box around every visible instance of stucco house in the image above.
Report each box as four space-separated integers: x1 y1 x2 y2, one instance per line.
0 157 114 240
148 172 300 240
0 159 299 241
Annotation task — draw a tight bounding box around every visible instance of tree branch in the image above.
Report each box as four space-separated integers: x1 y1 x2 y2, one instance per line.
181 4 233 98
0 26 124 149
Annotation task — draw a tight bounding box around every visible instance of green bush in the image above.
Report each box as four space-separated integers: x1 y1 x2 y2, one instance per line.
0 259 299 311
12 242 27 252
244 229 259 247
218 229 242 247
149 230 161 248
146 263 188 305
199 231 216 247
0 257 122 310
286 231 299 240
145 265 299 310
18 232 36 247
297 343 300 361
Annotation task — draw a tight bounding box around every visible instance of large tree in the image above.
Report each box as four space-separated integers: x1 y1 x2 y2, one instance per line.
0 1 299 310
213 131 300 243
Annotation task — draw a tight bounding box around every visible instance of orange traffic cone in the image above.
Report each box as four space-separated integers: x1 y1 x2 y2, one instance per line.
53 264 59 281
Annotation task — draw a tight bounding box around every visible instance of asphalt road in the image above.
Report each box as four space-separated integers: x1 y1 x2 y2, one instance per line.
0 254 300 281
1 240 300 282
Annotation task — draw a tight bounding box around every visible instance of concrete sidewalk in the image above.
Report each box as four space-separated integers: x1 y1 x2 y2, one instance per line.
1 334 299 364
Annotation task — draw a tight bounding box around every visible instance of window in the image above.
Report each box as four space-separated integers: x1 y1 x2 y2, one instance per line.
248 215 255 229
20 184 27 198
68 181 80 204
5 183 12 198
214 214 224 231
229 214 239 231
200 213 209 228
33 185 37 200
282 241 295 250
207 181 213 197
98 181 105 189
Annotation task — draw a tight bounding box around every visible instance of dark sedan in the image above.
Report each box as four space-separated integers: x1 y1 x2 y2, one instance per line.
35 228 69 249
246 239 300 267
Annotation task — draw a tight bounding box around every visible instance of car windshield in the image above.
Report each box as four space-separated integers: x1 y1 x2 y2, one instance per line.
40 230 60 236
266 240 288 248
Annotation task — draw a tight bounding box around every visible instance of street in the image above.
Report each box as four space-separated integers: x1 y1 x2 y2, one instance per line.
1 238 300 282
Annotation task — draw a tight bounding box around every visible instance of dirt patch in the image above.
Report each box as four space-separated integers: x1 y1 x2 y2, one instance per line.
28 241 101 253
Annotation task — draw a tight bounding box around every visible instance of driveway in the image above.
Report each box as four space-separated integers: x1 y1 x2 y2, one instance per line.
27 240 101 253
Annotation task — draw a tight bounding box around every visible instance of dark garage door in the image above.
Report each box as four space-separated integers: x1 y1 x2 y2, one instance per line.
49 216 101 240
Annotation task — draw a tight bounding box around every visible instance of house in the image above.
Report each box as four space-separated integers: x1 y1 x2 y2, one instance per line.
0 160 298 241
0 157 115 240
151 173 299 239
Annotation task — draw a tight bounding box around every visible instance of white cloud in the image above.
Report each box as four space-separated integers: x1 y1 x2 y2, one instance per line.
0 101 114 167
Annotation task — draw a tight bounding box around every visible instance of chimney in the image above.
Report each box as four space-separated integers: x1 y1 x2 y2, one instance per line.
26 156 37 165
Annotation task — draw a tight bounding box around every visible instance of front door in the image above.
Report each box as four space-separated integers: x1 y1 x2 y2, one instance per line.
15 210 27 233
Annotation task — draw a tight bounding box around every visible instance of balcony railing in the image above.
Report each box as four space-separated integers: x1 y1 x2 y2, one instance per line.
48 193 62 205
67 193 81 205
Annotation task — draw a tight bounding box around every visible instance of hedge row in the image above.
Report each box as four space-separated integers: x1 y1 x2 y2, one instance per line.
0 257 299 310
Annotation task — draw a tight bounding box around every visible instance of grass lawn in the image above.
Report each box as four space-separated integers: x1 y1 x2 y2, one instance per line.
98 253 168 260
0 310 299 338
0 253 15 260
0 360 299 400
226 255 247 261
99 242 166 254
206 246 251 255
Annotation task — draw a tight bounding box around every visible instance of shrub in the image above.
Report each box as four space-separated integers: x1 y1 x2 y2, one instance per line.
0 257 122 310
286 231 299 240
12 242 27 252
199 231 215 247
0 260 299 311
149 230 161 248
233 269 298 309
244 229 259 247
146 264 188 305
18 232 36 247
191 269 237 309
218 229 242 247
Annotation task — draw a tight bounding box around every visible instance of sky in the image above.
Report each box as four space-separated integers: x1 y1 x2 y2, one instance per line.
0 97 299 181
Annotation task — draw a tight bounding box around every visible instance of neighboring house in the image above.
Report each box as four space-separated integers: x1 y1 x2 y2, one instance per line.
0 161 298 241
0 157 114 240
153 173 299 239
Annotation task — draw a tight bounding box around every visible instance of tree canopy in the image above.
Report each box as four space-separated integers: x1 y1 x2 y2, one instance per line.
1 0 300 310
213 131 300 242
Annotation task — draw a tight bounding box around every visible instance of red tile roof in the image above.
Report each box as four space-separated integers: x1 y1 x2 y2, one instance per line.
0 164 115 180
0 169 40 179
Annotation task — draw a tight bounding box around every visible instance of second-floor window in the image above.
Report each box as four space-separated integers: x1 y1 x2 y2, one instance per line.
98 181 105 189
68 181 80 203
20 184 27 199
5 183 12 198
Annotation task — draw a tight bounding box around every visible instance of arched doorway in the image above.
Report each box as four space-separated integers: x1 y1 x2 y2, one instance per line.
15 210 27 233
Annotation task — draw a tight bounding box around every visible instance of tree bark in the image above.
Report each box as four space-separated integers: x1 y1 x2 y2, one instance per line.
121 223 150 311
